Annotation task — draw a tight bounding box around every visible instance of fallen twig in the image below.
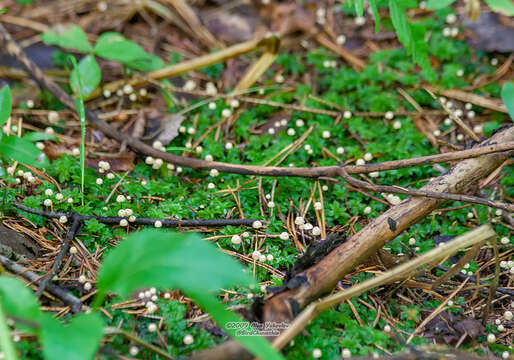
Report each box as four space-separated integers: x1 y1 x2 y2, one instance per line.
34 214 82 297
13 202 262 228
0 254 82 313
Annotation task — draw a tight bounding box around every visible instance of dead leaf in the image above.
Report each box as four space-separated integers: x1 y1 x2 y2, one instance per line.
454 318 484 339
464 12 514 52
0 225 39 260
155 113 186 145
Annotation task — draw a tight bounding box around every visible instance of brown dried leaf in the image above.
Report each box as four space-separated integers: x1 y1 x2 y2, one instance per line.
155 113 186 145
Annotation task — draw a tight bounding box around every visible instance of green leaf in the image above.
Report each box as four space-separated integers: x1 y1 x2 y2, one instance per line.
354 0 364 17
22 132 58 142
501 82 514 119
389 0 411 48
40 313 104 360
484 0 514 15
70 55 101 97
426 0 456 10
93 32 163 71
95 230 252 303
0 277 41 333
369 0 381 33
0 135 50 168
0 85 12 127
41 25 92 53
189 291 284 360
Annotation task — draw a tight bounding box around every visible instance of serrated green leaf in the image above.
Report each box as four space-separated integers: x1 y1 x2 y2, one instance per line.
70 55 101 97
93 32 163 71
426 0 456 10
40 313 104 360
369 0 381 33
22 132 58 142
95 230 252 302
0 277 41 333
0 85 12 127
484 0 514 15
0 135 50 168
41 25 92 53
501 81 514 119
189 291 284 360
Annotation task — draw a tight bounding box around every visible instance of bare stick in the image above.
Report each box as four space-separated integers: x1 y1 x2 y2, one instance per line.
0 254 82 313
34 214 82 297
272 225 495 350
13 202 262 228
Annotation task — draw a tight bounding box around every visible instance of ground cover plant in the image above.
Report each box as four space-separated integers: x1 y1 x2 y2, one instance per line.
0 0 513 359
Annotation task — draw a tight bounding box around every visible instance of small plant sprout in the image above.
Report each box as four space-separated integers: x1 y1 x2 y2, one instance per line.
209 169 219 177
314 202 322 211
385 111 394 120
393 120 402 129
312 348 322 358
69 246 78 254
252 220 263 229
154 220 162 228
279 232 289 240
364 206 371 214
59 216 68 224
43 199 52 207
487 333 496 343
231 235 242 245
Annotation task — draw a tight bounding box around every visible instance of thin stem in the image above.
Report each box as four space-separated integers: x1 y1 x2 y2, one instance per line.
0 298 18 360
104 327 174 360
